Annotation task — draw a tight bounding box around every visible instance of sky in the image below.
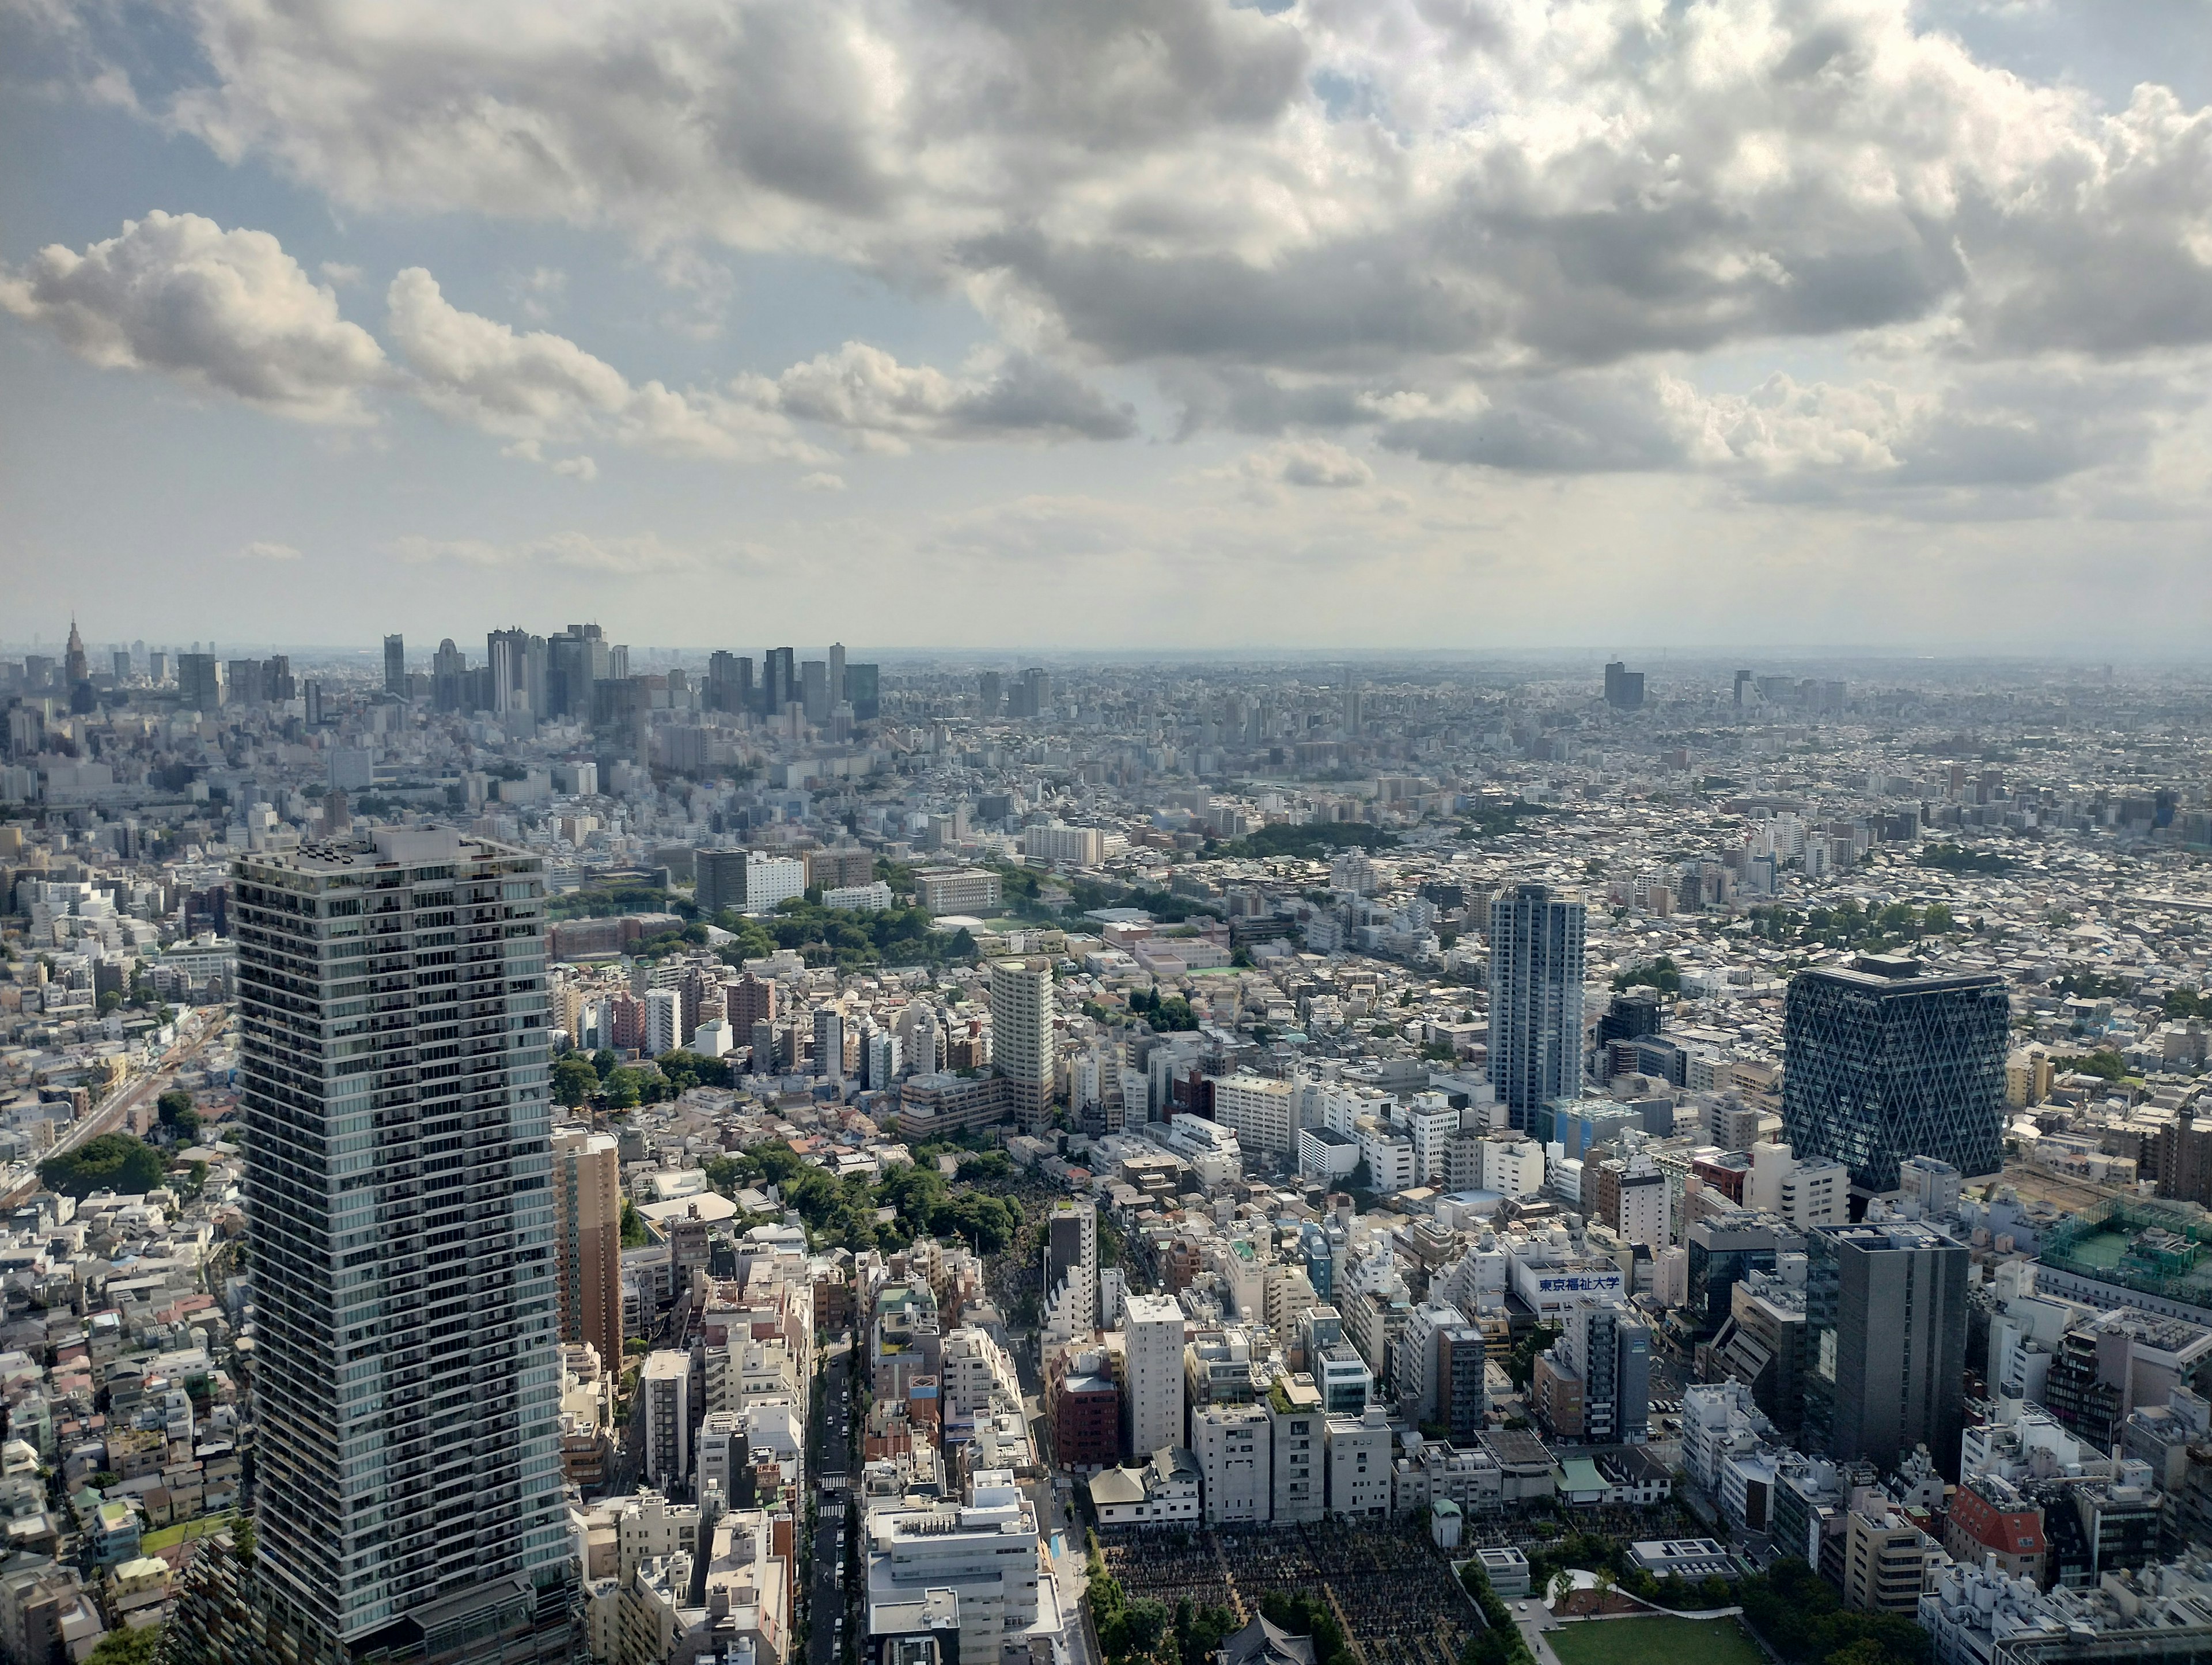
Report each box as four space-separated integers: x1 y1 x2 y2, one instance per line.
6 0 2212 655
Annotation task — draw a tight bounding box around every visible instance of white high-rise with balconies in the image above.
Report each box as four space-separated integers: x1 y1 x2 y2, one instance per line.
1123 1294 1186 1462
989 958 1055 1129
233 826 577 1657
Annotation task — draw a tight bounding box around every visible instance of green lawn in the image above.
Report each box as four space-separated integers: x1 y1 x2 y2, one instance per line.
1547 1616 1765 1665
139 1512 234 1552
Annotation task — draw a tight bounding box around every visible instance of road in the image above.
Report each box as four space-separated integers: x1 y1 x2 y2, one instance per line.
809 1333 859 1665
0 1010 225 1210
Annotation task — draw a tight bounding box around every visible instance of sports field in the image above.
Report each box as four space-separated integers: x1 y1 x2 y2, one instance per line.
1546 1615 1766 1665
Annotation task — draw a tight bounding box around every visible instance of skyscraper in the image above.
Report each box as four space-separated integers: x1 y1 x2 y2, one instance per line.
1488 884 1586 1135
1782 955 2007 1193
233 827 577 1657
801 659 830 723
978 670 1002 717
1603 660 1645 710
63 619 88 688
1802 1220 1969 1476
382 633 406 696
829 642 847 706
551 1130 623 1380
763 646 795 715
989 958 1054 1130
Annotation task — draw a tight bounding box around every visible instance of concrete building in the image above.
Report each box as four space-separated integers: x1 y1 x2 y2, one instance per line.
552 1129 624 1395
1268 1375 1325 1523
1325 1406 1392 1519
1123 1295 1186 1465
916 869 1003 915
988 959 1054 1130
1192 1403 1271 1523
1805 1221 1970 1476
1210 1072 1298 1159
641 1351 692 1486
1043 1198 1099 1343
865 1470 1040 1663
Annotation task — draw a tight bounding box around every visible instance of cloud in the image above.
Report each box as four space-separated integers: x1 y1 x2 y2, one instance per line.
393 530 706 573
748 342 1137 446
236 540 303 560
797 471 848 491
55 0 2212 384
1241 438 1374 488
551 454 597 480
0 210 387 420
319 261 362 286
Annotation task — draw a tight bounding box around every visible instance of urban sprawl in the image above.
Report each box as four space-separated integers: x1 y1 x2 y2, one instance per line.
3 625 2212 1665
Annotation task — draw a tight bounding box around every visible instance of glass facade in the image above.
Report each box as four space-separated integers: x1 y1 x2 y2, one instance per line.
1487 884 1585 1135
1782 958 2008 1193
234 828 578 1658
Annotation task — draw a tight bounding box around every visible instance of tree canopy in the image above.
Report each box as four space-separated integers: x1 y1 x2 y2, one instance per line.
40 1133 164 1199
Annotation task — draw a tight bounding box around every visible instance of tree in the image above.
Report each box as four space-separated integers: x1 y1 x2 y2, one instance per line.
40 1133 164 1199
591 1048 620 1079
551 1055 601 1108
86 1628 162 1665
1548 1570 1575 1607
620 1197 650 1249
157 1090 200 1141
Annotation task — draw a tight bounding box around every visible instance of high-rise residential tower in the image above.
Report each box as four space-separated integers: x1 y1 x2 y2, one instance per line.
233 826 577 1658
1782 955 2008 1193
551 1130 623 1380
1803 1220 1969 1477
988 958 1054 1130
1488 884 1586 1136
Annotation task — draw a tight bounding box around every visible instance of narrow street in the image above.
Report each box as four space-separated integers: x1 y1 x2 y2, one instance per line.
809 1333 859 1665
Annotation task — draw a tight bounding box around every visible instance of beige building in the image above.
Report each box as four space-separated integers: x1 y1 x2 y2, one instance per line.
553 1129 624 1387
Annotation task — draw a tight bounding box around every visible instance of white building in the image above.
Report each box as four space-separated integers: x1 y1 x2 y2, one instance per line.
1192 1403 1272 1523
1123 1295 1187 1465
743 854 808 912
1043 1199 1099 1343
1483 1136 1547 1199
1021 825 1107 867
865 1470 1040 1664
1325 1406 1392 1519
1744 1143 1848 1228
1089 1447 1201 1526
1210 1073 1297 1159
823 880 895 912
644 987 682 1057
1403 1093 1461 1184
1358 1126 1417 1194
988 959 1054 1125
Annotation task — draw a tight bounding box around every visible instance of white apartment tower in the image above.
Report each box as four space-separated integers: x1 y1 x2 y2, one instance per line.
233 827 577 1656
1123 1294 1186 1462
989 959 1055 1129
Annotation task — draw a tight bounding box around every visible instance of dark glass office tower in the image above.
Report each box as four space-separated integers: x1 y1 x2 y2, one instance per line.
1802 1221 1969 1477
232 827 578 1661
1487 883 1585 1133
1782 954 2007 1193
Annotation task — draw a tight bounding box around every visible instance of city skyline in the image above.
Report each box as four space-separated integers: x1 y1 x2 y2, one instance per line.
10 3 2212 647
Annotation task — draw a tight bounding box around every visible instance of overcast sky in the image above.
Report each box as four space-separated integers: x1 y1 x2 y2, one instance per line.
6 0 2212 654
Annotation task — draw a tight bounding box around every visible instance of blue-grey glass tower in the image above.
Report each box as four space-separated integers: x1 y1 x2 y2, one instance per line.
1782 954 2006 1193
1488 883 1585 1134
233 827 578 1660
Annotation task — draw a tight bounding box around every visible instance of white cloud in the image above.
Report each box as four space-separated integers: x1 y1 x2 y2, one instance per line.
393 530 704 572
746 341 1137 447
551 454 598 480
797 471 848 491
0 210 387 420
320 261 362 286
236 539 304 560
1237 438 1375 489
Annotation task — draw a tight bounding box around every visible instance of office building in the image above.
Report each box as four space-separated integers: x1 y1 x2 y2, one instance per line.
762 646 795 715
644 987 681 1057
1325 1406 1392 1519
846 662 880 721
801 659 830 723
865 1471 1039 1665
382 633 406 696
552 1131 623 1384
1044 1199 1099 1342
1192 1404 1271 1523
233 827 576 1656
988 958 1054 1130
1488 885 1586 1135
1603 661 1646 710
1123 1295 1185 1462
177 652 222 714
1804 1221 1969 1476
1782 955 2008 1193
